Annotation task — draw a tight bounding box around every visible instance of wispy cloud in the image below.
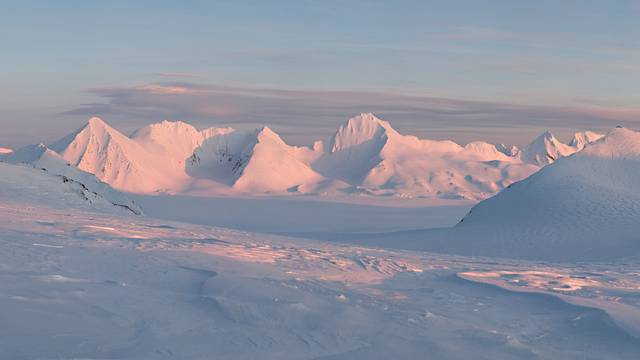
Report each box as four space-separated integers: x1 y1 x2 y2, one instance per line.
443 26 524 42
154 72 199 78
63 82 640 146
140 84 197 95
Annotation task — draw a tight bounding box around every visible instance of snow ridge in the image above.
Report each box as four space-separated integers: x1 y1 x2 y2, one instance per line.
10 113 606 199
448 127 640 261
0 143 142 214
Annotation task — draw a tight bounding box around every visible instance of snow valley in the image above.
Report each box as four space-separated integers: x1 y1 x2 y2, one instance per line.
1 113 604 200
1 120 640 359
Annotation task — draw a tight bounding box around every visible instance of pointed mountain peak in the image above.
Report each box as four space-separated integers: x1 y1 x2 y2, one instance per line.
257 125 276 136
526 130 565 149
521 130 574 165
345 113 396 132
255 126 287 146
353 112 382 123
86 117 110 129
69 117 123 141
331 113 398 152
535 130 556 142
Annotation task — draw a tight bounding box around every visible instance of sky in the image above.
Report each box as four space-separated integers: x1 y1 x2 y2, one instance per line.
1 0 640 147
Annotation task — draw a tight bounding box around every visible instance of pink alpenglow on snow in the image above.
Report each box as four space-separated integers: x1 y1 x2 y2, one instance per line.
14 113 604 200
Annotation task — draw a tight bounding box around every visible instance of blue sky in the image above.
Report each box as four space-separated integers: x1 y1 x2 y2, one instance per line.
1 0 640 147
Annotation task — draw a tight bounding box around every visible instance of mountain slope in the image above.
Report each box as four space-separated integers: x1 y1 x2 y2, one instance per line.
445 127 640 261
130 120 233 166
1 144 142 214
315 113 538 199
519 131 577 165
188 127 324 193
33 114 604 200
49 117 185 193
570 130 604 150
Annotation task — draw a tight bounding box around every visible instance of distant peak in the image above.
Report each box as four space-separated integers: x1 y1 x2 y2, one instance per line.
570 130 604 149
156 119 192 128
346 113 387 128
87 117 108 127
331 113 398 153
356 112 381 122
528 130 559 146
256 126 285 144
129 120 201 141
578 126 640 158
343 113 397 132
539 130 555 140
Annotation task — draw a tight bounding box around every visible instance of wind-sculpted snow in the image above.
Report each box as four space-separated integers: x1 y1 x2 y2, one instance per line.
0 144 142 214
448 127 640 261
39 113 600 199
1 184 640 358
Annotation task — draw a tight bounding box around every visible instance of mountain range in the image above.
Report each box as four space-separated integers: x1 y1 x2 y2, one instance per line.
2 113 604 200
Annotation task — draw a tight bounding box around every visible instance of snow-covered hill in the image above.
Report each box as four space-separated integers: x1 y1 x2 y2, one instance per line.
443 127 640 261
14 114 601 199
3 171 640 359
0 144 142 214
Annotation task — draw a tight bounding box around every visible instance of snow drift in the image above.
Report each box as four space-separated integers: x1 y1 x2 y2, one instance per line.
444 127 640 261
0 144 142 214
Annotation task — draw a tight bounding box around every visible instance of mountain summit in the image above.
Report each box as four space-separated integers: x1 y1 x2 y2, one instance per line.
22 114 608 199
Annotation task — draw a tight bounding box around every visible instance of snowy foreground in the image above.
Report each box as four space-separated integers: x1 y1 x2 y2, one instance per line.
2 172 640 359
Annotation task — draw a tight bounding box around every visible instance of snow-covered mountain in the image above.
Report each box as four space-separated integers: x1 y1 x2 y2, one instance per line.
0 147 12 154
313 113 538 199
187 126 324 193
130 120 233 167
446 127 640 261
47 118 235 194
570 130 604 150
49 117 183 193
519 131 577 165
9 114 603 199
0 143 142 214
